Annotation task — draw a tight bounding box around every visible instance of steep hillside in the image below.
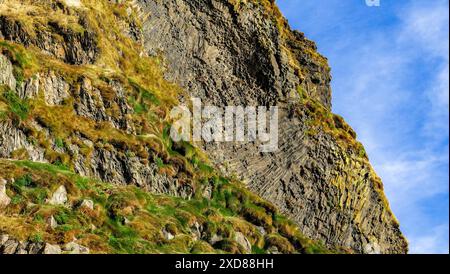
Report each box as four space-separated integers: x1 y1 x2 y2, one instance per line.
0 0 407 254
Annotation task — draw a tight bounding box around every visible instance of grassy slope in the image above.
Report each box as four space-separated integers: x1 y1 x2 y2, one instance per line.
0 159 333 254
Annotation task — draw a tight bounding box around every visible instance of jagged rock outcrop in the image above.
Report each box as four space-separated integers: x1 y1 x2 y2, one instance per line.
0 13 99 65
138 0 331 108
0 119 47 162
0 55 192 198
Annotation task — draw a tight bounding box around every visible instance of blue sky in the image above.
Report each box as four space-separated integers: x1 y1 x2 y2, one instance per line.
277 0 449 254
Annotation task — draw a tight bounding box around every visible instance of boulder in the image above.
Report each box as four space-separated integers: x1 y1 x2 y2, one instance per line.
190 222 202 241
256 226 267 237
27 242 45 254
234 232 252 254
47 185 68 206
43 243 62 254
79 199 94 210
2 239 19 254
63 242 90 254
63 0 82 8
202 185 212 200
0 234 9 245
209 234 223 245
16 247 28 254
267 246 282 254
162 228 175 241
122 218 131 226
47 215 58 229
0 178 11 208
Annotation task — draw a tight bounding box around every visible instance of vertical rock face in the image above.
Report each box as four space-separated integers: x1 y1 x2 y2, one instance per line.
138 0 331 108
135 0 407 254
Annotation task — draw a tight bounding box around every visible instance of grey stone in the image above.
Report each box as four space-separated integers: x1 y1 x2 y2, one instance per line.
256 226 266 237
190 222 202 241
3 239 19 254
42 71 70 106
0 120 46 162
267 246 282 255
0 234 9 245
27 242 45 254
80 199 94 210
48 216 58 229
0 178 11 208
47 185 68 206
202 185 212 200
63 242 89 254
0 53 16 91
209 234 223 245
16 248 28 254
162 229 175 241
17 74 40 99
123 218 130 226
234 232 252 254
63 0 82 7
43 243 62 254
364 242 382 255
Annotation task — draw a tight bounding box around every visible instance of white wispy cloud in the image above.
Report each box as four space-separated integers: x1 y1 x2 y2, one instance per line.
409 224 450 254
399 0 450 141
338 0 450 254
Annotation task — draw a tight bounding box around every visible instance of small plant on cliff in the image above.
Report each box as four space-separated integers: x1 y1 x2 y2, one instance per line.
1 88 30 120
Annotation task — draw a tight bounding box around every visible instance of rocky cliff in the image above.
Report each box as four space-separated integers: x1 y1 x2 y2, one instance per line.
0 0 407 254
